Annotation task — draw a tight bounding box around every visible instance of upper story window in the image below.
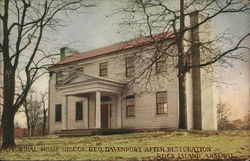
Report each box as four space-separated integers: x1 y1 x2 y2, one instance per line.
56 71 64 84
100 62 108 77
76 67 84 73
55 104 62 122
68 67 74 72
156 55 167 73
75 101 83 121
125 56 135 78
156 91 168 115
126 95 135 117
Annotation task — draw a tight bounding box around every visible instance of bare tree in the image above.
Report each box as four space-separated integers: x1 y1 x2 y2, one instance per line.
29 99 43 136
21 89 47 136
22 90 32 136
40 91 48 136
242 112 250 130
0 0 93 148
217 102 231 130
22 88 37 136
120 0 250 129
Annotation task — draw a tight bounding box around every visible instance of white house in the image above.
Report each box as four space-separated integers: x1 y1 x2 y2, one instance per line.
47 13 217 135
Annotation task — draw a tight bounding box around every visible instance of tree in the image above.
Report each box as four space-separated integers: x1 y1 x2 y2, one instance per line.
217 102 231 130
0 0 93 148
18 73 48 136
121 0 250 129
23 90 32 136
28 99 43 136
22 89 46 136
40 91 48 136
242 112 250 130
217 102 250 130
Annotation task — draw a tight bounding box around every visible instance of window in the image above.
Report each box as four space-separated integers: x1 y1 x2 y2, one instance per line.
126 95 135 117
156 55 167 73
76 67 84 73
55 104 62 122
100 62 108 77
125 56 135 77
68 67 74 73
67 67 76 77
75 101 83 121
56 71 64 84
156 91 168 115
101 96 112 102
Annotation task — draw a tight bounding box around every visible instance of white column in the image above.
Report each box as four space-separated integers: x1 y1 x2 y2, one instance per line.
95 91 101 128
63 95 68 129
186 72 193 130
117 95 122 128
84 98 89 128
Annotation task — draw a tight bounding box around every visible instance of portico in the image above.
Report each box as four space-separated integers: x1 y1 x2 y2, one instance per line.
57 73 125 130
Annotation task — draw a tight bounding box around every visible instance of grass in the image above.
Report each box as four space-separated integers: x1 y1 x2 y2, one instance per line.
0 130 249 160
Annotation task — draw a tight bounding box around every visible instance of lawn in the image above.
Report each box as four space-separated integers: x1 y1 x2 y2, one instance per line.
0 130 249 160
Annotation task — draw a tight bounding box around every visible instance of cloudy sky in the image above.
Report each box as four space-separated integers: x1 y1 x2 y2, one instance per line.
15 0 249 127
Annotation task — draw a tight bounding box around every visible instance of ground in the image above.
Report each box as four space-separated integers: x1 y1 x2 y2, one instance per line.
0 130 249 160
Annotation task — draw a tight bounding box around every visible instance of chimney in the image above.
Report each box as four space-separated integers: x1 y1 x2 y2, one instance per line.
60 47 77 60
190 11 202 130
60 47 67 60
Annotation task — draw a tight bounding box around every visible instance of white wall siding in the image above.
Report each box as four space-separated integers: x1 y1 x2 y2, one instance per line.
67 96 88 129
201 69 217 130
122 73 179 129
49 74 65 133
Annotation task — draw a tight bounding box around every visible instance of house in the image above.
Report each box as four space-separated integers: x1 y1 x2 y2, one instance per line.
47 13 217 134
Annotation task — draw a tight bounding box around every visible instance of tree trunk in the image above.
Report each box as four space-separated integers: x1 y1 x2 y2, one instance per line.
178 73 187 129
23 102 31 136
2 66 16 147
177 0 187 129
30 122 35 136
42 109 47 136
26 112 31 137
1 0 17 148
1 108 15 147
31 128 34 136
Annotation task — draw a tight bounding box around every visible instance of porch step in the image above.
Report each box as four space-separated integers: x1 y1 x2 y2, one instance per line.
59 132 94 137
59 128 174 137
59 128 131 137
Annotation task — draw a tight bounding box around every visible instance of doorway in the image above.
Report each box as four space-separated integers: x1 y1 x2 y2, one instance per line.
101 104 110 128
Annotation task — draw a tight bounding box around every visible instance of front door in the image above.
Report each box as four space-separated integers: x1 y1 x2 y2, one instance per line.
101 104 109 128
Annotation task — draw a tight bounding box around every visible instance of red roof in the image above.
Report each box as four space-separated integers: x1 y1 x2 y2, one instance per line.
51 32 174 68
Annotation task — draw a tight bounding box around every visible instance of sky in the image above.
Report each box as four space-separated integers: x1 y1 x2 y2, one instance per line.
14 0 249 127
212 13 250 119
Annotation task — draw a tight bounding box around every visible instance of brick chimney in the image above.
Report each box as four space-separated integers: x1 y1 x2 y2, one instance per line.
190 11 202 130
60 47 77 60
